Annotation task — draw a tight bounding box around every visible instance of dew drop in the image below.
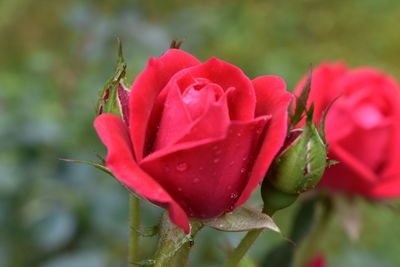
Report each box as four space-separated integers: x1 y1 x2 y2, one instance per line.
240 168 246 173
256 129 263 135
230 192 239 199
226 204 235 213
237 132 242 137
193 178 200 183
229 161 235 166
242 156 247 161
212 145 219 151
177 187 183 192
213 158 220 163
176 162 188 172
199 166 204 171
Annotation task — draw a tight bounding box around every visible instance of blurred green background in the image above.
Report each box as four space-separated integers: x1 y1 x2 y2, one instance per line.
1 0 400 266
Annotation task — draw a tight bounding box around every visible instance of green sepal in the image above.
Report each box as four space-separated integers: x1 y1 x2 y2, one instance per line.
60 157 142 199
96 38 127 117
203 206 280 233
327 160 339 167
290 69 312 128
170 38 185 49
60 158 114 177
318 95 340 143
261 180 299 216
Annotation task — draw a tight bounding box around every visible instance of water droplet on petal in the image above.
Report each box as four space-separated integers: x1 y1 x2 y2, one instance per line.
193 178 200 183
237 132 242 137
242 156 247 161
176 162 188 172
212 145 219 151
230 192 239 199
213 158 220 163
177 187 183 192
229 161 235 166
240 168 246 173
256 129 263 135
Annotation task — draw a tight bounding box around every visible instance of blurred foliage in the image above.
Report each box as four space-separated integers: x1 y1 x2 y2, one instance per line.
1 0 400 266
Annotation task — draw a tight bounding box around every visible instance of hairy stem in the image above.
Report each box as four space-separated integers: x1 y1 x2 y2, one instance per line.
128 194 140 266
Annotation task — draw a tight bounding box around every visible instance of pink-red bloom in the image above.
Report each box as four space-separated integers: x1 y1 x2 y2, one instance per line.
94 49 292 232
295 62 400 198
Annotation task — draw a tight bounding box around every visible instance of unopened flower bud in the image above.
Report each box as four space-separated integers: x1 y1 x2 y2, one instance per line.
262 115 328 215
96 39 130 123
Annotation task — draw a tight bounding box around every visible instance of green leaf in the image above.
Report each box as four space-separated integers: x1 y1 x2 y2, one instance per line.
290 69 312 128
203 206 280 233
59 158 114 177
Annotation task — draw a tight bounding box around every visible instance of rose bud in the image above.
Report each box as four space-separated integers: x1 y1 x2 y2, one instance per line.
97 40 130 124
295 62 400 198
94 49 292 233
262 107 328 215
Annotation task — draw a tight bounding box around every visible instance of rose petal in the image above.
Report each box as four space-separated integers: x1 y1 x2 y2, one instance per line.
335 123 391 172
129 49 201 161
234 75 292 208
320 155 375 196
183 57 256 121
94 114 189 233
140 116 270 219
329 144 378 183
177 87 232 144
152 85 193 151
370 176 400 198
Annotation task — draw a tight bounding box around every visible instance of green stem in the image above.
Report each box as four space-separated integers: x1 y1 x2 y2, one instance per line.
128 194 140 266
169 242 191 267
153 214 203 267
223 185 298 267
223 229 263 267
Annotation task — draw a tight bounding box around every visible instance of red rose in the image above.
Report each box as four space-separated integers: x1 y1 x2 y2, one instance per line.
94 49 292 232
295 62 400 198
